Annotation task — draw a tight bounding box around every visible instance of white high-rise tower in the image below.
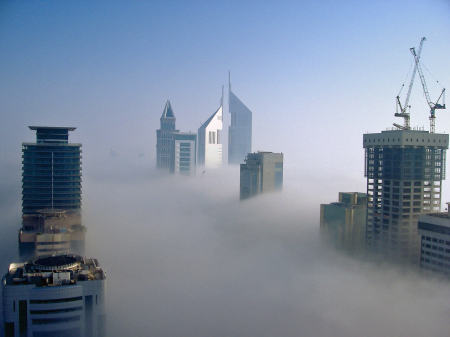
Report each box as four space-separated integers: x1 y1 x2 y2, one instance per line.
198 89 223 168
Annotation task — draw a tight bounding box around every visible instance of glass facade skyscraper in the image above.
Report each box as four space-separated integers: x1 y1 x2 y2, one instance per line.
22 126 82 215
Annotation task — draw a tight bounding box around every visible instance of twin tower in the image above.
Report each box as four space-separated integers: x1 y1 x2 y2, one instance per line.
156 77 252 172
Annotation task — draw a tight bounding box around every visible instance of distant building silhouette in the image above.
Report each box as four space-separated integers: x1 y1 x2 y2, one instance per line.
2 253 106 337
20 126 84 257
418 203 450 276
320 192 367 252
228 75 252 165
363 129 448 263
240 152 283 200
198 91 223 168
156 100 179 169
170 132 197 176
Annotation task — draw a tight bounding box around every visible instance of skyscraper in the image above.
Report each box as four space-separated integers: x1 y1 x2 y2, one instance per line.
156 100 179 169
363 129 448 262
2 253 106 337
198 91 223 168
240 152 283 200
170 132 197 176
228 75 252 165
22 127 82 215
320 192 367 252
20 127 84 256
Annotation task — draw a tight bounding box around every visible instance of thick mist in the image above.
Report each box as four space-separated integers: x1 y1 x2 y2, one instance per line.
76 165 450 337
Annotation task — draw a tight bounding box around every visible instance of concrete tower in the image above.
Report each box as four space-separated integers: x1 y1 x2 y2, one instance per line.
240 152 283 200
198 89 223 168
156 100 179 169
228 74 252 165
363 129 448 262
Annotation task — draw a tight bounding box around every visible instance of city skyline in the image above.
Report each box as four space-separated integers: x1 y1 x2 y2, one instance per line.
1 2 449 206
1 1 450 336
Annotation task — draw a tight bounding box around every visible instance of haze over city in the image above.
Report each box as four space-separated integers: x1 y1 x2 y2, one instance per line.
1 1 450 336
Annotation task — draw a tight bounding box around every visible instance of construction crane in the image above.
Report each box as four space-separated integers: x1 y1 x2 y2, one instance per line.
411 37 446 133
394 37 426 130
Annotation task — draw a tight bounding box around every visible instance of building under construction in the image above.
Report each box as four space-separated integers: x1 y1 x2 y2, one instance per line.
363 130 448 262
363 37 447 263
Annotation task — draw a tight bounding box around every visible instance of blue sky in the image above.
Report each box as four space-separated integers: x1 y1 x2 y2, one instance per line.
1 0 450 202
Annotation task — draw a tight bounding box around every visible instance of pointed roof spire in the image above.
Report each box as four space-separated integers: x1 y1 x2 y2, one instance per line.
161 100 175 118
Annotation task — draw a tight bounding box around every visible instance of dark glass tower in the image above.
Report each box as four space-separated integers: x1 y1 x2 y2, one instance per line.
22 126 82 215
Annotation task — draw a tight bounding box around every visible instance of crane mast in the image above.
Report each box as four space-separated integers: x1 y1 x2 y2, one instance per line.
411 39 446 133
395 37 425 130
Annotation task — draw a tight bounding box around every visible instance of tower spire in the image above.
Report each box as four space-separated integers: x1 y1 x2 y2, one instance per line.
228 71 231 106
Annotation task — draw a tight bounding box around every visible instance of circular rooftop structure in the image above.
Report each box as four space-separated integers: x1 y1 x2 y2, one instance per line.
28 253 83 271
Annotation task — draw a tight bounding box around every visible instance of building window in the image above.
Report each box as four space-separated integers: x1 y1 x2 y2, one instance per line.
209 131 216 144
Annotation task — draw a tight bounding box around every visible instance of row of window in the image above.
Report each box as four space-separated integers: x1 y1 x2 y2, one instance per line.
32 316 80 325
365 138 446 143
422 244 450 254
423 236 450 246
30 296 82 304
369 179 439 187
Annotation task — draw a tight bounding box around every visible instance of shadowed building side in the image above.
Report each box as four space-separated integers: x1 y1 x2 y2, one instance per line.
320 192 367 253
228 76 252 165
418 204 450 276
240 152 283 200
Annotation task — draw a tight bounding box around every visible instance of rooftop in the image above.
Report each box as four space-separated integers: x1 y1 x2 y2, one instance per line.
3 253 105 287
29 126 76 131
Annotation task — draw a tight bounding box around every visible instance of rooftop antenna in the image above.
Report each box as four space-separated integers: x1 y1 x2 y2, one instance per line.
228 71 231 108
221 85 224 106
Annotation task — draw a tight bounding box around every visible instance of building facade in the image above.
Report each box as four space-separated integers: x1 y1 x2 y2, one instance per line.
156 100 179 169
198 99 223 168
320 192 367 252
228 78 252 165
418 205 450 276
21 127 84 257
22 127 82 215
170 132 197 176
363 129 448 262
240 152 283 200
2 253 106 337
